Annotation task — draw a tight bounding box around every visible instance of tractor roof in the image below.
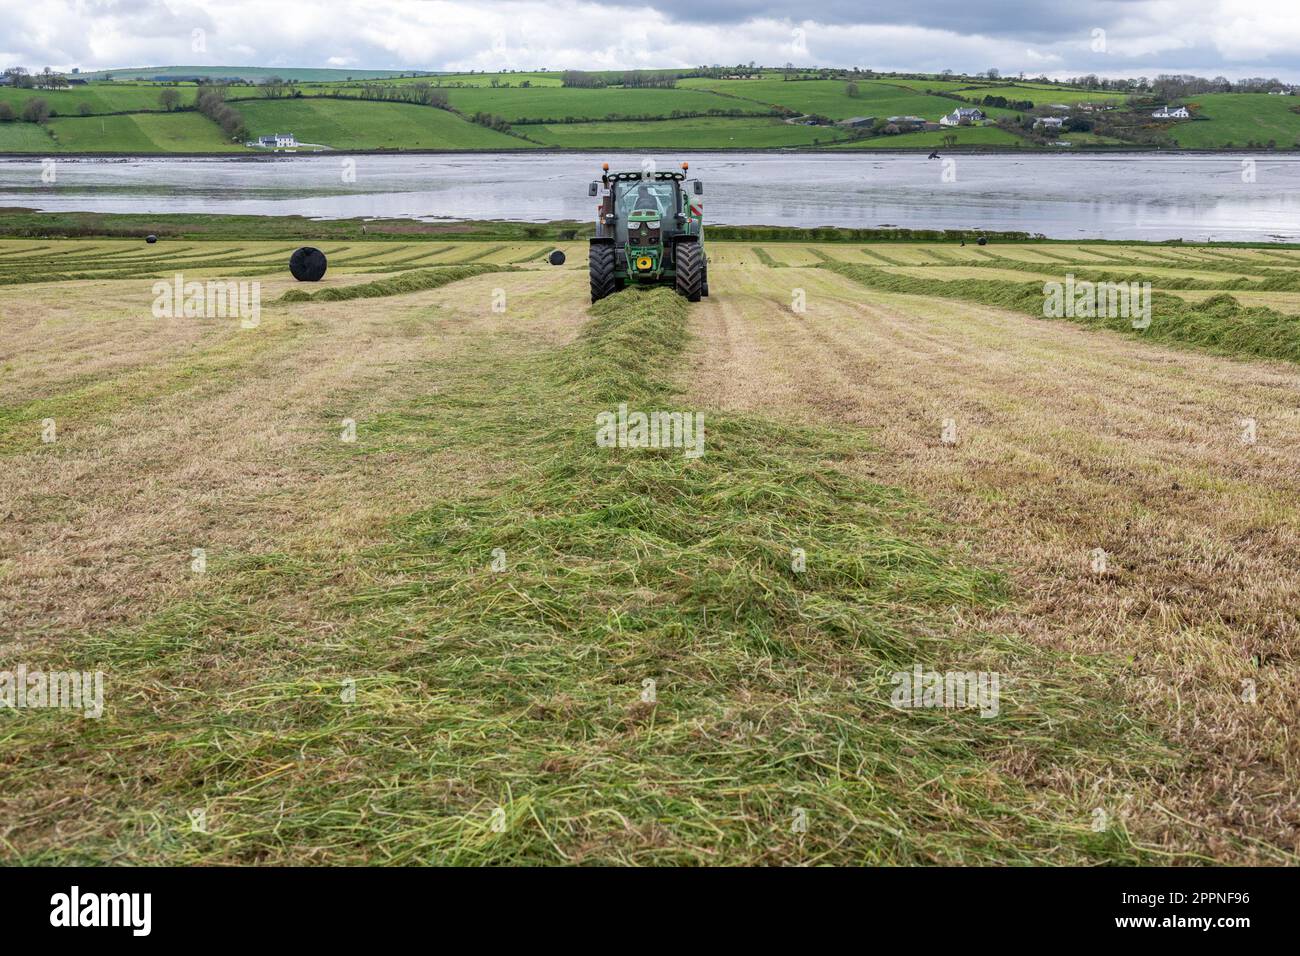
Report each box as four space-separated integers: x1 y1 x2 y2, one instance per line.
607 170 686 182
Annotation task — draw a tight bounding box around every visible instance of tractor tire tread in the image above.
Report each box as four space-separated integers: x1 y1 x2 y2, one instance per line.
675 242 703 303
590 243 616 303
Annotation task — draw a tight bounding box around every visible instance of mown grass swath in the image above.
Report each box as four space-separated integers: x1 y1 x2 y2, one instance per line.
277 264 509 302
6 283 1193 865
823 261 1300 365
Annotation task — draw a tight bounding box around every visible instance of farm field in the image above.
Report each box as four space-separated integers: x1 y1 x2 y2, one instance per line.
45 111 249 152
679 77 1019 121
0 122 55 151
0 83 177 114
968 84 1129 106
833 126 1025 149
236 99 531 150
2 236 1298 864
527 115 851 148
441 86 772 122
1169 93 1300 148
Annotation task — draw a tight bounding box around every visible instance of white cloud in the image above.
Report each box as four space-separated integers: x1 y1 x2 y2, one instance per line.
0 0 1296 80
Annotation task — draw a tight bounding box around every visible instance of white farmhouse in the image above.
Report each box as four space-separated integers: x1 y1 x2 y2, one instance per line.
1151 106 1190 119
939 107 985 127
258 133 298 148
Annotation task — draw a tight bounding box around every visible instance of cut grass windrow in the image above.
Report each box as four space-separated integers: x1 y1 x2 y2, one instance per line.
1 284 1192 865
893 253 1288 287
277 264 511 303
823 261 1300 365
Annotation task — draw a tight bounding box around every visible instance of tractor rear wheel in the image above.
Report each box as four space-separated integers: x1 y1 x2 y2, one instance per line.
674 242 703 302
589 243 616 303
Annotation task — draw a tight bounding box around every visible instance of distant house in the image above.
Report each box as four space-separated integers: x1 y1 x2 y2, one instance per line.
257 133 298 148
67 77 87 85
939 107 985 127
1152 105 1190 119
837 116 875 128
1034 116 1065 130
1267 89 1294 96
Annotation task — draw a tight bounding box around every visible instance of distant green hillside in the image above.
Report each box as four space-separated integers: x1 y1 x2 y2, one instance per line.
82 65 427 82
0 68 1297 152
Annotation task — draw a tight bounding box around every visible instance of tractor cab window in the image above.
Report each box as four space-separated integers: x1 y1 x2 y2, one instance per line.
615 180 675 221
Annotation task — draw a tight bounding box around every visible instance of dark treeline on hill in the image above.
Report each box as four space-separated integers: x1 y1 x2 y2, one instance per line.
561 70 677 89
195 85 246 141
977 94 1035 111
1054 72 1290 98
354 82 450 107
0 66 71 89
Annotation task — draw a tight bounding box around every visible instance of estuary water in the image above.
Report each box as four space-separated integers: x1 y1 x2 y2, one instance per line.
2 151 1297 241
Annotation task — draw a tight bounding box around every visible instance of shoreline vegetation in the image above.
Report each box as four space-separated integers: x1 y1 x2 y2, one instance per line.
2 145 1291 157
3 210 1300 247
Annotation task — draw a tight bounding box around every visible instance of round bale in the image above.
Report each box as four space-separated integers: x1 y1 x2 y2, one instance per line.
548 250 566 266
145 235 157 244
289 246 328 282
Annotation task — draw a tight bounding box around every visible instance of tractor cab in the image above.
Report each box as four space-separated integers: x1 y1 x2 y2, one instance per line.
588 162 708 303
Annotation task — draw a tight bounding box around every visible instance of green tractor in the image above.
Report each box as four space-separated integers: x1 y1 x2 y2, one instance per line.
588 161 708 303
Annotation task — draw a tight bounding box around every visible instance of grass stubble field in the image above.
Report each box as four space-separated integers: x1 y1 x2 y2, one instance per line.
1 235 1298 865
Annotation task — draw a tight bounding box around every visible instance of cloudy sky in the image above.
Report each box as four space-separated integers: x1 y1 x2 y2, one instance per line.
3 0 1299 81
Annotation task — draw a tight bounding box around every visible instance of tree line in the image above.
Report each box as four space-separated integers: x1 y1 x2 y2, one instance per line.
560 71 677 89
196 85 247 141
